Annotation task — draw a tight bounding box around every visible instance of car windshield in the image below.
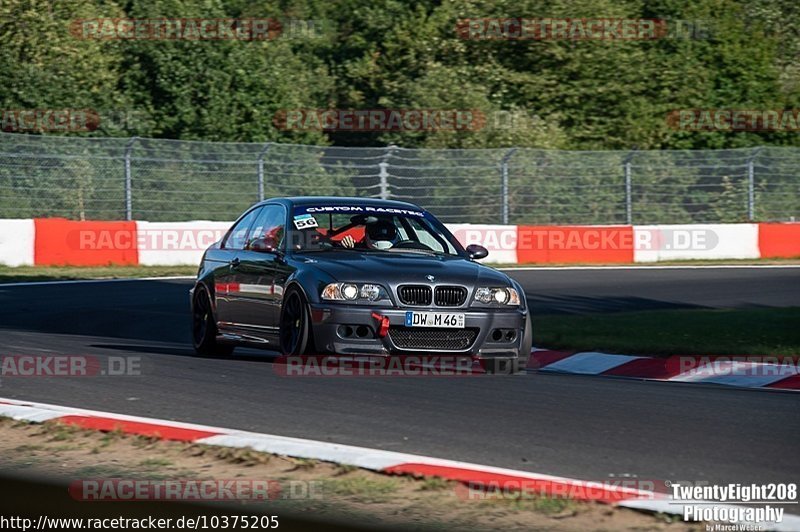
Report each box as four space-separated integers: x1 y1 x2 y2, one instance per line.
289 204 463 256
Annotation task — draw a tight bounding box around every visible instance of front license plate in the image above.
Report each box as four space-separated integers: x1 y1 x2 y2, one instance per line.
405 311 465 328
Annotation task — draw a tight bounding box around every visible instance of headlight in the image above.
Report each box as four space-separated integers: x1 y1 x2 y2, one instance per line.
494 289 509 304
360 284 382 301
475 287 493 303
342 283 359 300
322 283 389 302
474 287 520 306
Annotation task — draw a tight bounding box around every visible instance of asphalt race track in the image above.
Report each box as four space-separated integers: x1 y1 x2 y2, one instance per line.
513 266 800 314
1 267 798 491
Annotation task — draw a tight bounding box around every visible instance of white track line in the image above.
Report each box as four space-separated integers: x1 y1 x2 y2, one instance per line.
0 396 653 494
3 396 798 531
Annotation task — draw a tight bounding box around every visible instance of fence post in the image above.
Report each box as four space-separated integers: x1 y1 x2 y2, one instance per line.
124 136 139 221
257 142 272 201
622 147 637 225
625 162 632 225
501 148 517 224
379 144 396 200
747 147 763 221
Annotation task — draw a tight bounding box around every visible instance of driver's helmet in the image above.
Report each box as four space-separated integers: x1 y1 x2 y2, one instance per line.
365 219 399 250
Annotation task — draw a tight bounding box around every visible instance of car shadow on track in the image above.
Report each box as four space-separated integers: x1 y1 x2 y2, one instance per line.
0 281 191 342
90 343 280 364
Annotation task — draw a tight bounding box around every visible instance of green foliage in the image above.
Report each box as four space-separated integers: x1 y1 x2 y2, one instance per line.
0 0 798 222
1 0 798 149
0 0 128 115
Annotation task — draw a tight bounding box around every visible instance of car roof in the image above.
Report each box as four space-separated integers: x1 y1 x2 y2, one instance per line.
260 196 425 211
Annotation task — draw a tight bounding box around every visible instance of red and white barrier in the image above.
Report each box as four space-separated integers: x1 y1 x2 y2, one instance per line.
33 218 138 266
516 225 634 264
136 221 231 266
759 223 800 258
0 219 34 266
0 219 797 266
448 224 519 263
633 224 760 262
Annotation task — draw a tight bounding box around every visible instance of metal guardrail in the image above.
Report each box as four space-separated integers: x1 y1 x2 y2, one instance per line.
0 132 797 224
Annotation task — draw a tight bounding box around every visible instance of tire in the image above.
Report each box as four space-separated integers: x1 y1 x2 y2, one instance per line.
192 285 234 357
279 287 314 356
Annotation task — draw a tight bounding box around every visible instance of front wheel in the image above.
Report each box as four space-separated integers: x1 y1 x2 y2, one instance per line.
279 288 313 356
192 286 234 357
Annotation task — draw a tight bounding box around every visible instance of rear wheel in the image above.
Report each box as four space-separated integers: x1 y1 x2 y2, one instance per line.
192 286 234 357
279 288 313 356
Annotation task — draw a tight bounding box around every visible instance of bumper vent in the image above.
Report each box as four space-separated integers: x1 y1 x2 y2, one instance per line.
434 286 467 306
389 327 478 351
398 285 432 306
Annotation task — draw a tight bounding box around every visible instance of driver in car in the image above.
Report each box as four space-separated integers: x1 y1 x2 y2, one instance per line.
340 219 399 250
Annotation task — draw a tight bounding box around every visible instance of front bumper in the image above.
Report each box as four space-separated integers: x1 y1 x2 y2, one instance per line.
308 303 527 359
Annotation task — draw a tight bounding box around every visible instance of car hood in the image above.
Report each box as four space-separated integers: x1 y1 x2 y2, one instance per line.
294 251 512 286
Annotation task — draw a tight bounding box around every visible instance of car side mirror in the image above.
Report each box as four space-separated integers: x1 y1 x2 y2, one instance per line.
248 237 280 254
466 244 489 260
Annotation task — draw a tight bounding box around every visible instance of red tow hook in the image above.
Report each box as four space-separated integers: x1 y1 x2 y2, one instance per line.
371 312 391 338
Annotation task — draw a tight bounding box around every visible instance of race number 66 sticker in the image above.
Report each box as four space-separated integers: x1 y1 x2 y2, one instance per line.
293 214 318 230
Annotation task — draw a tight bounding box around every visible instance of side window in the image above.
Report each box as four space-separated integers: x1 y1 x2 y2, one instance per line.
330 214 351 231
246 205 286 251
408 218 455 254
223 207 261 250
393 216 410 241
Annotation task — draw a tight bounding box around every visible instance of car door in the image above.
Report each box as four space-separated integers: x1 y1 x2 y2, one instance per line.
233 204 289 336
213 206 262 328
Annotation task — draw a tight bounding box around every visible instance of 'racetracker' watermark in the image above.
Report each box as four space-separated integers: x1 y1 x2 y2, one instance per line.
274 109 486 132
1 109 100 133
0 109 155 133
69 479 322 501
74 228 227 252
73 227 722 253
70 18 281 40
668 109 800 132
456 478 662 502
668 356 800 378
273 355 497 376
0 355 141 378
454 227 721 253
70 18 329 41
456 18 710 40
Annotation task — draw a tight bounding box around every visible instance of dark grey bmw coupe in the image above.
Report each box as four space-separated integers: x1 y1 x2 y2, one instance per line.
191 197 532 372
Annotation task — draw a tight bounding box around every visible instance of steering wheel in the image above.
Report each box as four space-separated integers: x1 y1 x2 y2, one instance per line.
392 240 434 251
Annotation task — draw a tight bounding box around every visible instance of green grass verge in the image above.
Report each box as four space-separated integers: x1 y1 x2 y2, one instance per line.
535 307 800 356
0 265 197 283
